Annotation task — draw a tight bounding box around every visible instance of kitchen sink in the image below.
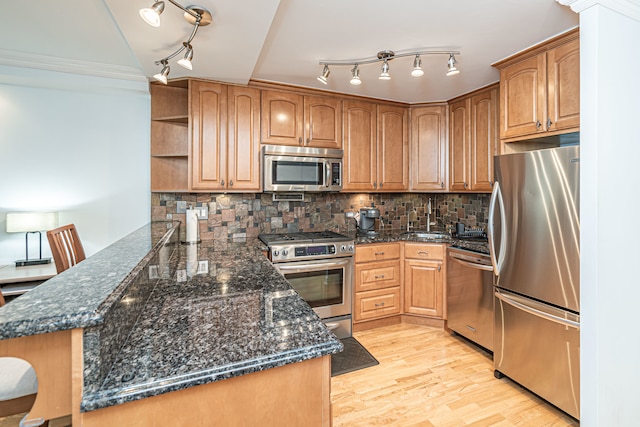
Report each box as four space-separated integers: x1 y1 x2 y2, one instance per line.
402 231 450 240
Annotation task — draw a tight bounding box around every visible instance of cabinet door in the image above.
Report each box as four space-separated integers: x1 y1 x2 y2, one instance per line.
343 100 377 191
228 86 261 191
261 90 304 146
449 98 470 192
190 81 227 191
547 38 580 133
304 96 342 149
410 105 447 191
470 86 498 191
377 105 408 191
499 54 546 139
404 259 444 318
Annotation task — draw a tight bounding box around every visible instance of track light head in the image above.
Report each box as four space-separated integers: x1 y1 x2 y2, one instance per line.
139 1 165 27
379 59 390 80
411 55 424 77
177 43 194 70
153 61 170 84
317 64 330 84
447 53 460 76
350 65 361 85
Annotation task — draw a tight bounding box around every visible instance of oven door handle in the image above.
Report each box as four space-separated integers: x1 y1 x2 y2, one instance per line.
449 255 494 272
276 259 352 273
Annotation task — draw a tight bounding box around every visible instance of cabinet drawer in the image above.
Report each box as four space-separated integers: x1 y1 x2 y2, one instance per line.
354 287 401 322
404 243 444 260
355 243 401 263
355 260 400 292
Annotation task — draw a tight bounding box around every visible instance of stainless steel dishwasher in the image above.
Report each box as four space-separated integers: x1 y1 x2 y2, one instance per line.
446 245 494 351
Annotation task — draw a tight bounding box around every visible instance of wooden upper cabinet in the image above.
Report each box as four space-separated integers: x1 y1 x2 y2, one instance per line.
449 84 498 192
343 100 377 191
410 105 447 191
377 105 408 191
304 95 342 149
449 98 470 192
261 90 342 148
470 86 499 191
499 55 546 140
547 37 580 132
227 86 261 191
190 81 227 191
495 28 579 142
261 90 304 146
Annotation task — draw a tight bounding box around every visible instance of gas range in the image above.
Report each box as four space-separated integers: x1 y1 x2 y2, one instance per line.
259 231 355 263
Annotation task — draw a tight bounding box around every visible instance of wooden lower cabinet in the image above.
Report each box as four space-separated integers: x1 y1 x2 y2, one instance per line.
354 243 402 324
403 243 446 319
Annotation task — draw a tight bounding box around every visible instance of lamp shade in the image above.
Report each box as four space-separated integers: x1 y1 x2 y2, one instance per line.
6 212 59 233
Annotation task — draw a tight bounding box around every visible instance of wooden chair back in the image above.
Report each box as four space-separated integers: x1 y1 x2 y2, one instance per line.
47 224 86 274
0 292 5 307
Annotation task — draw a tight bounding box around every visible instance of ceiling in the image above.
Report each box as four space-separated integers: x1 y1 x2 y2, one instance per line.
0 0 578 103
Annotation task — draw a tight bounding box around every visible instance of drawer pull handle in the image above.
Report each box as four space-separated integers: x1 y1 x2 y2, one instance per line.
417 251 429 255
375 302 385 307
374 275 385 279
374 251 385 255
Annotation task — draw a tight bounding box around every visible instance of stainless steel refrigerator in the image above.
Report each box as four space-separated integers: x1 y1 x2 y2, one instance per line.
489 145 580 420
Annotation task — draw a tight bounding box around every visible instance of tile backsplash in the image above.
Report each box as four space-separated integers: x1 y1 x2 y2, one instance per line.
151 192 490 240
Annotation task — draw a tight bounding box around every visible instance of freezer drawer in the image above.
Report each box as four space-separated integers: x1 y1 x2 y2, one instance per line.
494 289 580 419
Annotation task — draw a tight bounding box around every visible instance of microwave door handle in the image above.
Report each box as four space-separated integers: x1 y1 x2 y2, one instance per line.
325 162 330 188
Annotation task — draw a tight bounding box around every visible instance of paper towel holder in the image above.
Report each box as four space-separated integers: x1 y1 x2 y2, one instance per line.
182 206 201 244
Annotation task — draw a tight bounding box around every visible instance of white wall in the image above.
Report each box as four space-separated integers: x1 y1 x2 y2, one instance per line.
576 1 640 425
0 65 151 264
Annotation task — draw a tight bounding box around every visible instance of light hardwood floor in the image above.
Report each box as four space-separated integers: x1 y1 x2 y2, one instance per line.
331 323 579 426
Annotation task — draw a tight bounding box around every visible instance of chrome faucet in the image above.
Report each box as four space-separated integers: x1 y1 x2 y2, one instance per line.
427 198 435 232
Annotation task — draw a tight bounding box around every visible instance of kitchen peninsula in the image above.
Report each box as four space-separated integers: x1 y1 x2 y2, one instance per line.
0 222 341 426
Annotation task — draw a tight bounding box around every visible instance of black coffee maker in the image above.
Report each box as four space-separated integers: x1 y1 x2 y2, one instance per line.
358 208 380 235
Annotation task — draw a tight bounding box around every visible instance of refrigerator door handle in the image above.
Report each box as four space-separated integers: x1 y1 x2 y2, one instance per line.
495 290 580 330
488 180 507 275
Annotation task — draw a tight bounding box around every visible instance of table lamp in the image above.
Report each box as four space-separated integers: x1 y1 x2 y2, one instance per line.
6 212 59 267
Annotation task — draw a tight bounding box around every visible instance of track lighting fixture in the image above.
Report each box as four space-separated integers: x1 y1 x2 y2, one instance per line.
139 0 212 84
318 49 460 85
317 64 330 84
139 1 165 27
446 53 460 76
153 60 170 84
177 43 194 70
379 59 391 80
350 65 361 85
411 55 424 77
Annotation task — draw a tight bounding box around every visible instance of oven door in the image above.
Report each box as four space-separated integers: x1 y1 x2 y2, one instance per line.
275 257 353 320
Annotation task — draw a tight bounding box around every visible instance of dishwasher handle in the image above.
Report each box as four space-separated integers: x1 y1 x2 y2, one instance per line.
449 255 494 272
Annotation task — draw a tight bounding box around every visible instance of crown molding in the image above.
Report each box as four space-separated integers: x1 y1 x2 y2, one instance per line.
558 0 640 21
0 49 147 83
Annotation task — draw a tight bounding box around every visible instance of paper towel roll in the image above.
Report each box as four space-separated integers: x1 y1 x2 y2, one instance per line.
185 209 199 243
186 244 198 277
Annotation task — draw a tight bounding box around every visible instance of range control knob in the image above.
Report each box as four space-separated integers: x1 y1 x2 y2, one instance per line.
282 249 289 256
273 250 280 257
348 245 354 252
341 245 347 252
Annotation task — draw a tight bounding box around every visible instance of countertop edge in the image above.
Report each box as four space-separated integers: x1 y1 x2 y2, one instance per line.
80 339 342 412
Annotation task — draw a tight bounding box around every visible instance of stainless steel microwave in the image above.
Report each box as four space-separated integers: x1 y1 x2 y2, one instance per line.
262 145 343 192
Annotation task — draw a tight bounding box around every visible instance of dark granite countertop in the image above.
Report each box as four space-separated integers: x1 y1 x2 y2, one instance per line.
81 240 342 411
348 229 453 245
0 222 177 340
0 222 342 413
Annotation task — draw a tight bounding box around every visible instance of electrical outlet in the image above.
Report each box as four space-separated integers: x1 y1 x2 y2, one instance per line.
195 206 208 220
176 201 187 213
345 211 355 218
